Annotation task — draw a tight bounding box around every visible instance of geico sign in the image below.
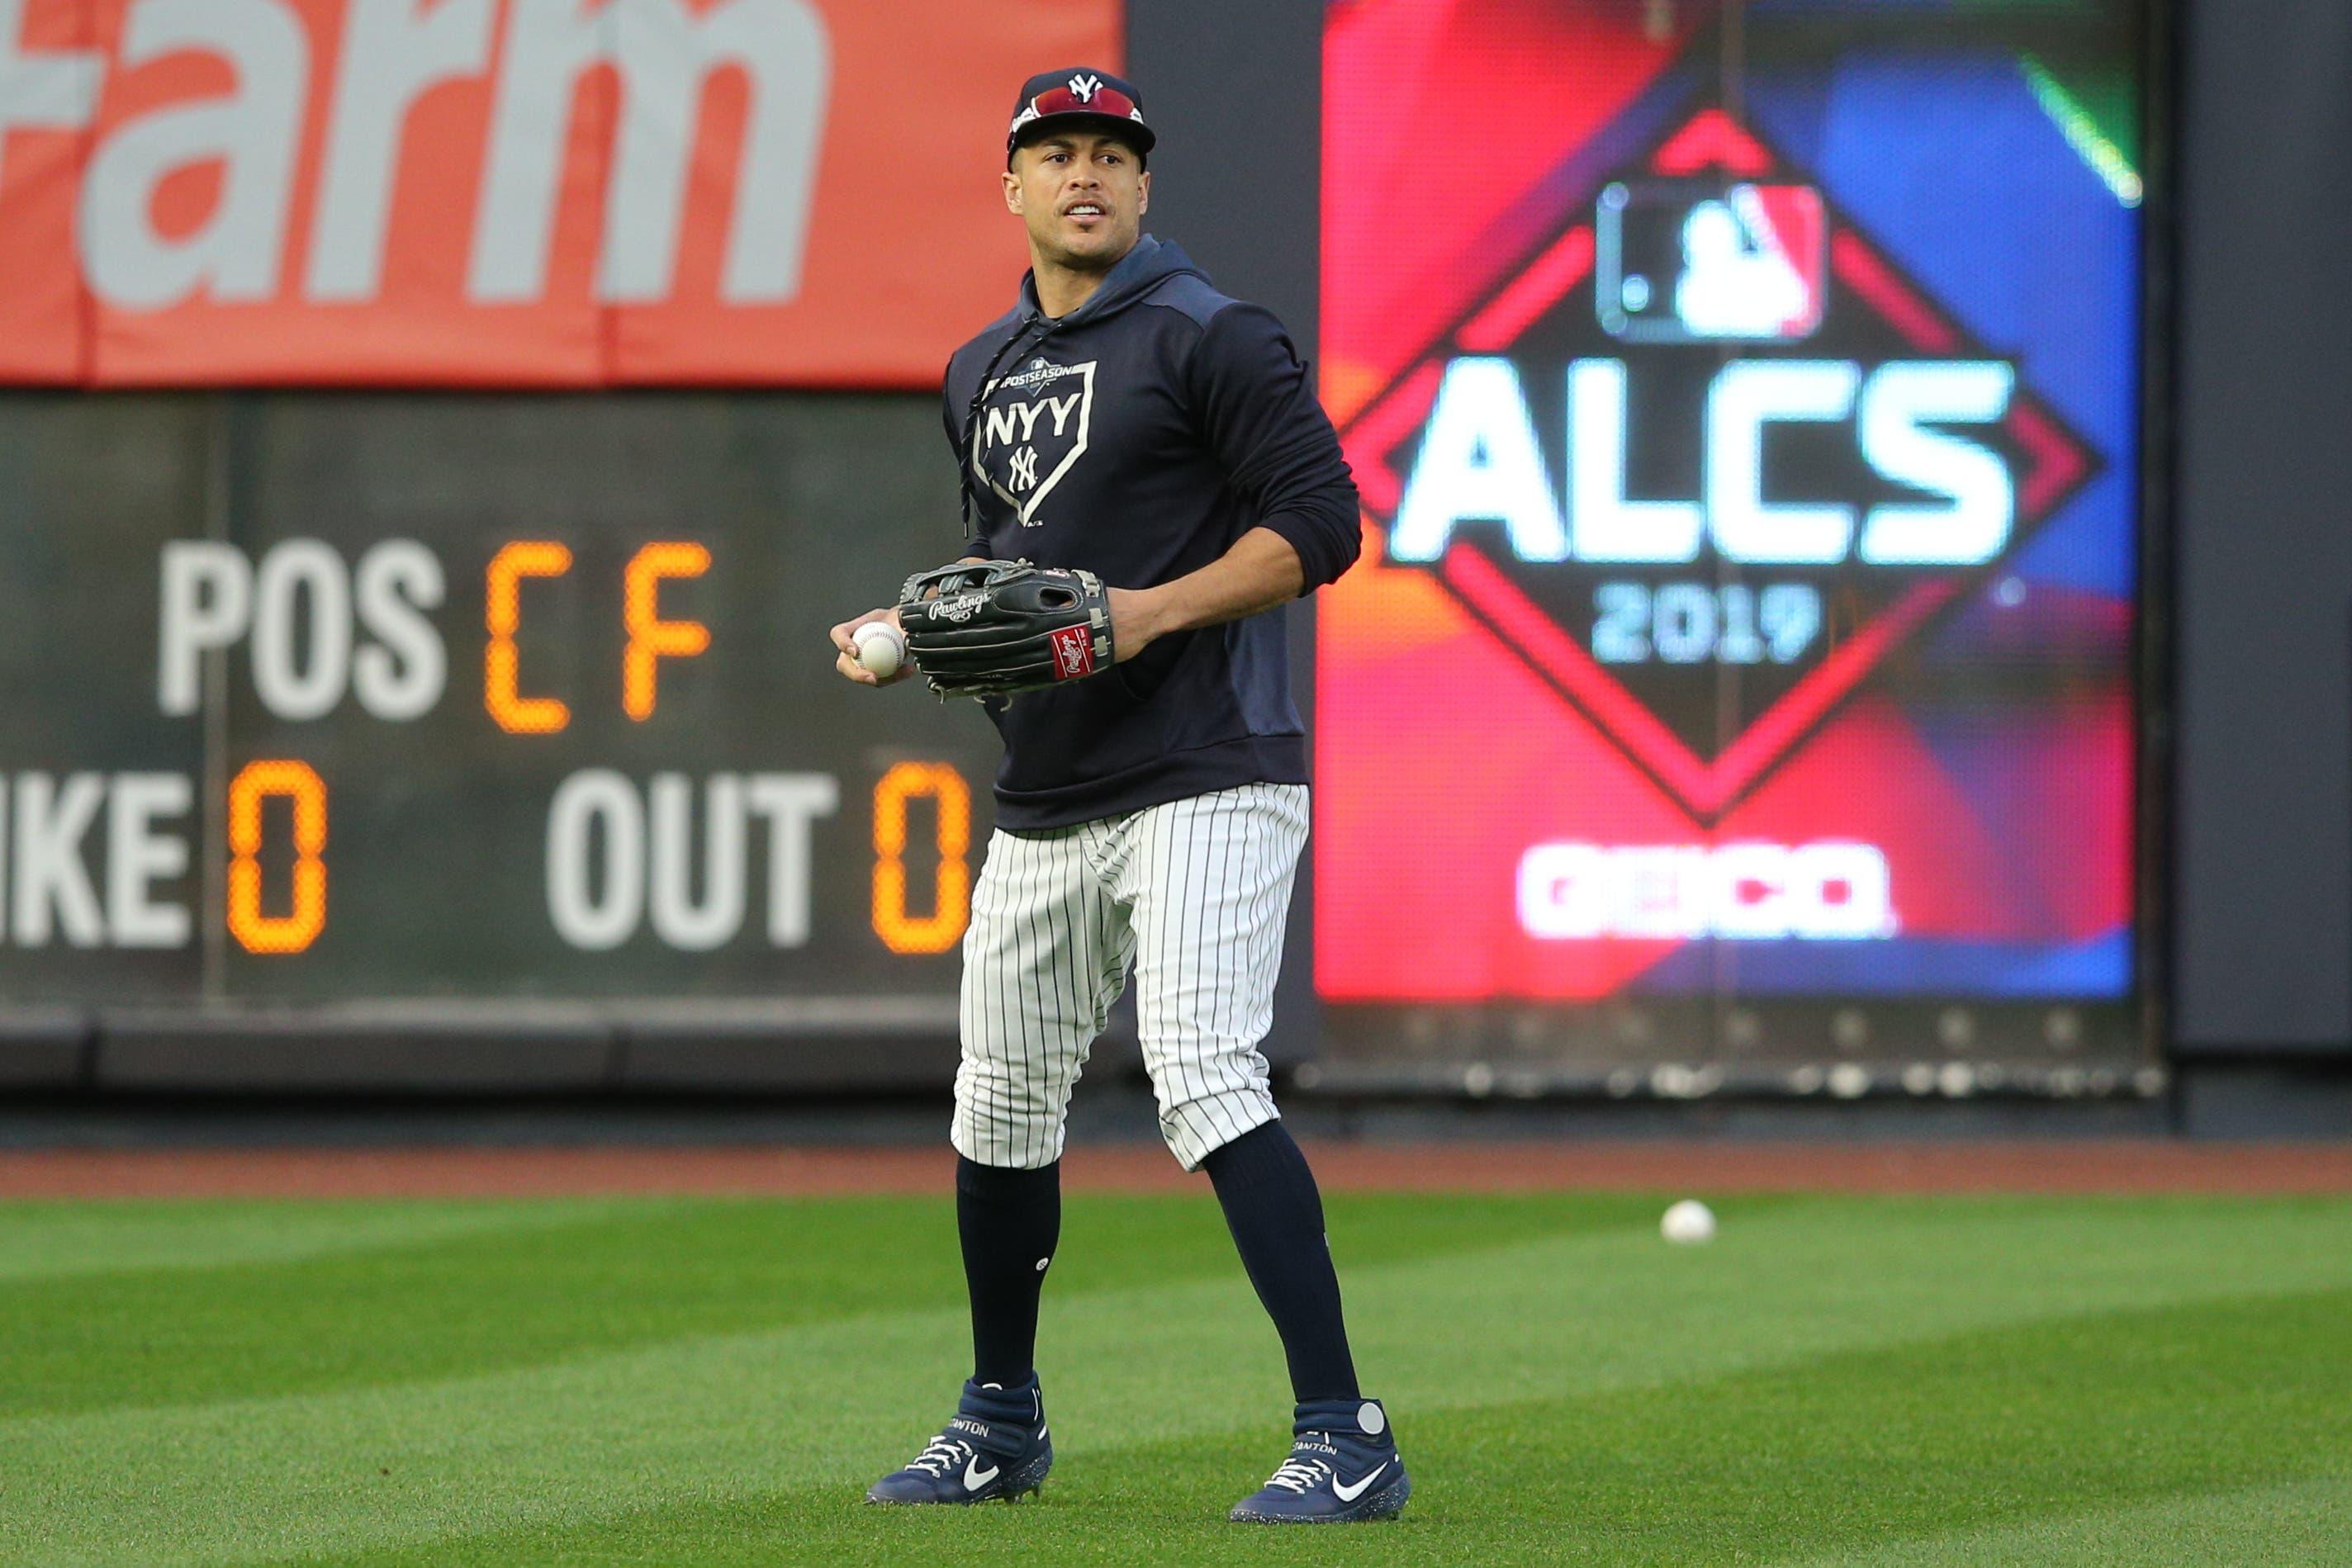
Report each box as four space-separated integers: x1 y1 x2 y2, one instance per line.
0 0 827 310
1517 840 1895 941
1390 356 2016 567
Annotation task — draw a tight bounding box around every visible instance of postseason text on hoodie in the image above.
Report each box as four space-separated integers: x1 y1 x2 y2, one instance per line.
942 236 1363 832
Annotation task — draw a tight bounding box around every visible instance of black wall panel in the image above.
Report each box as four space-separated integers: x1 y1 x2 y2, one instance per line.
2172 0 2352 1051
1126 2 1323 351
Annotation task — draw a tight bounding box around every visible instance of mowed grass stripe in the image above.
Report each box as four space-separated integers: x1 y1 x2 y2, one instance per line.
0 1192 1667 1419
1797 1474 2352 1567
290 1285 2352 1567
2 1196 2350 1566
0 1200 628 1285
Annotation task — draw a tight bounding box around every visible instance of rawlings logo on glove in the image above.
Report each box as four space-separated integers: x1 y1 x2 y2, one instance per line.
1047 623 1096 680
925 592 990 625
896 559 1116 698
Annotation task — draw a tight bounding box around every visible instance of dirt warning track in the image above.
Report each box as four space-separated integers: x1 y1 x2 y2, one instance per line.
1 1141 2348 1200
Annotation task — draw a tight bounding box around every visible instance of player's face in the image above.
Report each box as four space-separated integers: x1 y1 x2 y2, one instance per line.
1003 132 1148 271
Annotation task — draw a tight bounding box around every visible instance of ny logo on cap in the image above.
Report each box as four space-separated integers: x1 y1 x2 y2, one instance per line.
1067 73 1102 102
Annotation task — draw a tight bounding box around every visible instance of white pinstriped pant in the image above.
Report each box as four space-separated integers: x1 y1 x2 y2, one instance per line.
952 782 1310 1172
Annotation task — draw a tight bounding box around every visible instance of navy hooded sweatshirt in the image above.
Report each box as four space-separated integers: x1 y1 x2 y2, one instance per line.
941 235 1362 831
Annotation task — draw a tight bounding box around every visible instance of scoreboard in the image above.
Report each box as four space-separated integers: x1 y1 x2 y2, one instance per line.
0 391 998 1063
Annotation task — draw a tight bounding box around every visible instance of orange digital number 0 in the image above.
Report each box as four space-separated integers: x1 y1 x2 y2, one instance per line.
872 762 971 955
227 760 327 955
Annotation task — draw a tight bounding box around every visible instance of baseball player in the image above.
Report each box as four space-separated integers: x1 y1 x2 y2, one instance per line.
829 68 1406 1525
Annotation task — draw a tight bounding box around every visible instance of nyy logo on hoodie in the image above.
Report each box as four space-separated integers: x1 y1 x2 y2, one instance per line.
973 358 1098 527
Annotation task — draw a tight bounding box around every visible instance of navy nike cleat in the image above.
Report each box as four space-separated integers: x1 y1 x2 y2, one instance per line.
1229 1396 1411 1523
865 1377 1054 1505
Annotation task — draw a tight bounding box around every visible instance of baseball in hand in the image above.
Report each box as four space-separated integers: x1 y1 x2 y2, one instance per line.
853 620 906 679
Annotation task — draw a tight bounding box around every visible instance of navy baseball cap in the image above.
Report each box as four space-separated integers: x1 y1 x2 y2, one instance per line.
1007 68 1155 162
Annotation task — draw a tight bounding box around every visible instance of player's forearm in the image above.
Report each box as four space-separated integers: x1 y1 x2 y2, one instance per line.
1114 528 1303 656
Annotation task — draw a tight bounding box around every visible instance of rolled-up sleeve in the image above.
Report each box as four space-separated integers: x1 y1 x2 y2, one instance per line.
1184 303 1363 593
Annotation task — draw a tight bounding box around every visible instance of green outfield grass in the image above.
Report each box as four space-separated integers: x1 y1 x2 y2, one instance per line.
5 1185 2351 1565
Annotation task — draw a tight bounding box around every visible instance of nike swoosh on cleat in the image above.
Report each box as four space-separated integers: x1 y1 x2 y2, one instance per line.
1331 1461 1389 1503
964 1458 1000 1490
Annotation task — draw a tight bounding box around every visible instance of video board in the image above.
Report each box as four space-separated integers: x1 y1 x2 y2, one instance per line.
1316 0 2151 1090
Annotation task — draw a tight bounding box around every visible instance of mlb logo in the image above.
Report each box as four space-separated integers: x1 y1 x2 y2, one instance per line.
1048 624 1096 680
1597 180 1827 343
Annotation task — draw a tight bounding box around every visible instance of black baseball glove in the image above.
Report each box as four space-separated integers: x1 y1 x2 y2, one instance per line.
896 559 1117 698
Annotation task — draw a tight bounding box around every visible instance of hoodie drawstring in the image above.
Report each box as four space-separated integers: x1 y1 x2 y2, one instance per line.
956 315 1062 544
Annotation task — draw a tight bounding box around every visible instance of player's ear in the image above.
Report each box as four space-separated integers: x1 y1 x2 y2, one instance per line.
1137 170 1149 216
1003 166 1023 215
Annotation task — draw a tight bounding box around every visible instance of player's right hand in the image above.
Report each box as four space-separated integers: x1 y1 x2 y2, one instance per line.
830 607 910 688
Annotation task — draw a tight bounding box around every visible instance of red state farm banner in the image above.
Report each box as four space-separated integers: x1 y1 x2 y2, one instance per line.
0 0 1117 387
0 0 93 381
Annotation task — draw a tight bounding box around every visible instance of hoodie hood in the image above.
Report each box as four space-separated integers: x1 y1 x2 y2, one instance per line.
1017 234 1206 324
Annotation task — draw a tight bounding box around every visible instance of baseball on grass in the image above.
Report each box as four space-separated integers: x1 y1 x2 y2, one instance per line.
1661 1199 1717 1245
853 620 905 678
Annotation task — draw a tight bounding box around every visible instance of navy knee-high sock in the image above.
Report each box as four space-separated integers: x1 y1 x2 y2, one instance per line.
957 1156 1060 1388
1202 1121 1361 1403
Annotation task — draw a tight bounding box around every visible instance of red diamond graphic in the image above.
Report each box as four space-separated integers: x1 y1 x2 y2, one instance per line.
1340 104 2097 823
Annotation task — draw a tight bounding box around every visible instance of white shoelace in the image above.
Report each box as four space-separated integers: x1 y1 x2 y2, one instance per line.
903 1436 976 1478
1263 1454 1335 1494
